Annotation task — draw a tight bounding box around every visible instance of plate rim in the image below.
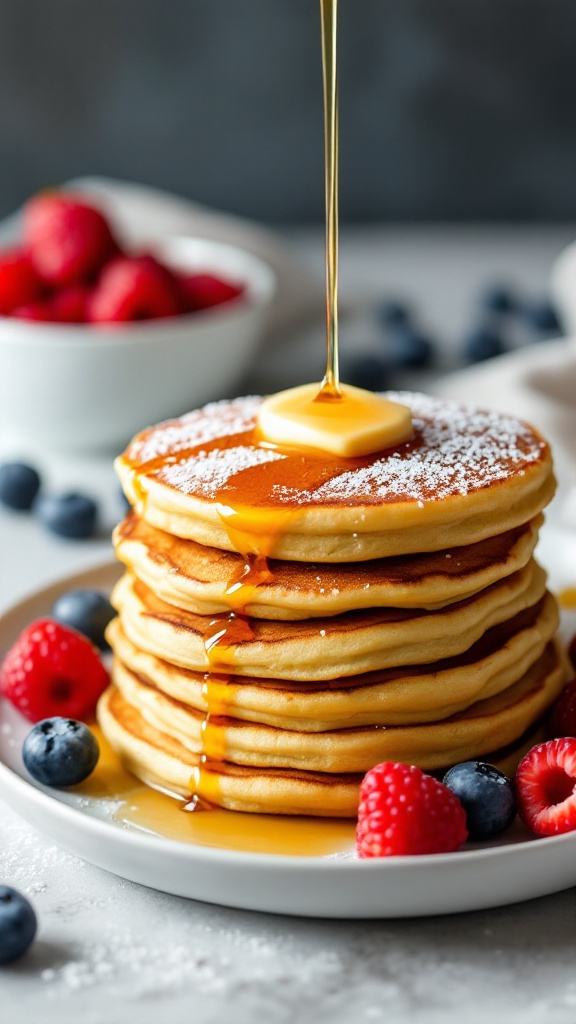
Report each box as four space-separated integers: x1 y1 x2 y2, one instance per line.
2 555 576 916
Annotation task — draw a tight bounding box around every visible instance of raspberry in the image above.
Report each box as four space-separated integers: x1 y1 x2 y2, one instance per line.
87 256 181 323
0 619 109 723
516 738 576 837
178 272 244 312
549 679 576 738
50 285 89 323
11 301 54 322
0 248 44 315
23 192 119 287
356 761 468 858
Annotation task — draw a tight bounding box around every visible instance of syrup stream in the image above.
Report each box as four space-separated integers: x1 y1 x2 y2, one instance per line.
319 0 341 401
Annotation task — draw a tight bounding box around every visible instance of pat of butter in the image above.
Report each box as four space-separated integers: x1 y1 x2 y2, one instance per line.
257 382 413 457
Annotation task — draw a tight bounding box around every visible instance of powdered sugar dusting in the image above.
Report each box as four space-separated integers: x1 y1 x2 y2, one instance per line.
160 445 284 498
125 392 548 507
127 396 263 465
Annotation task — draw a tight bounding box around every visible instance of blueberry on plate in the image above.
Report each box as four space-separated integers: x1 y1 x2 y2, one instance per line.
442 761 517 841
0 886 37 965
463 325 506 364
51 589 115 650
388 328 435 369
35 491 98 539
23 717 99 787
0 462 41 511
480 284 517 315
341 353 389 392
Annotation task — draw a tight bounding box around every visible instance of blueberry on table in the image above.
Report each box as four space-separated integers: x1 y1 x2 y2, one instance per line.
0 886 37 965
0 462 41 510
480 284 517 315
442 761 517 841
341 353 389 392
35 491 98 539
523 299 562 336
51 589 115 650
378 300 411 329
463 326 506 364
388 328 435 369
23 717 99 787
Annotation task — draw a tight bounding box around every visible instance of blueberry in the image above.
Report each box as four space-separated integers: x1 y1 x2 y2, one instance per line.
341 353 389 392
442 761 517 841
0 886 37 964
51 589 115 650
523 299 562 336
378 300 411 329
0 462 41 511
23 717 99 787
388 328 435 369
463 326 506 364
35 491 98 539
480 284 517 315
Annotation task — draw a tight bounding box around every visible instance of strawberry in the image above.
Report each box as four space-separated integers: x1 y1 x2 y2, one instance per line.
0 248 44 315
23 193 119 287
178 272 244 312
516 738 576 837
87 256 181 323
0 619 109 723
356 761 468 858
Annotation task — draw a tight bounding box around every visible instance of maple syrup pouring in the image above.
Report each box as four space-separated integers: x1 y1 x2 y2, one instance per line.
319 0 341 402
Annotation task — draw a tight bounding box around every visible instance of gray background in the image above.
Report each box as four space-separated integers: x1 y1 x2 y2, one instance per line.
0 0 575 224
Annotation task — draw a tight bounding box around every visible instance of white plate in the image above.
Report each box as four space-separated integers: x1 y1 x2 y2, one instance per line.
1 550 576 920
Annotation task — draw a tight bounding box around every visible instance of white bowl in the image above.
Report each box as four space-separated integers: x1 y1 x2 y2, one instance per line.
0 236 276 456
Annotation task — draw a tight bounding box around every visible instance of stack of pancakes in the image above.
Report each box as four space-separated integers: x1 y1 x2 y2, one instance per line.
98 392 569 816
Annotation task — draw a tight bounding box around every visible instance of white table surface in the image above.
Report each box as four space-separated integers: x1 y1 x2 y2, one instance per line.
2 223 576 1024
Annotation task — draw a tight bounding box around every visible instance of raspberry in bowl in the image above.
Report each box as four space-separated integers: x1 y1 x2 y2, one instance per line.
0 191 276 455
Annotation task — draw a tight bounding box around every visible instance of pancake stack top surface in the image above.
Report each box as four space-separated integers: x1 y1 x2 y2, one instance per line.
98 391 569 817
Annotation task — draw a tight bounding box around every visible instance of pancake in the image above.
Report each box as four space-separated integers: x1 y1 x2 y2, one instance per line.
102 389 566 819
113 512 543 618
111 559 547 680
115 393 554 562
107 591 559 728
96 639 569 815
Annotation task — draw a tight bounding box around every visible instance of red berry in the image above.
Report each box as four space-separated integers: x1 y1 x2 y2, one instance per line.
0 248 44 315
87 256 181 323
549 678 576 738
516 738 576 837
11 301 54 322
23 193 119 287
0 618 109 723
50 285 89 323
355 761 468 858
178 273 244 312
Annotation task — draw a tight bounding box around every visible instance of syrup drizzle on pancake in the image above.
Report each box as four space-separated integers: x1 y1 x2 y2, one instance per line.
123 394 548 513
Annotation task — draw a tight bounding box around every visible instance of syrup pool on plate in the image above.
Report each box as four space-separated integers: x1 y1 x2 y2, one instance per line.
75 727 355 857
